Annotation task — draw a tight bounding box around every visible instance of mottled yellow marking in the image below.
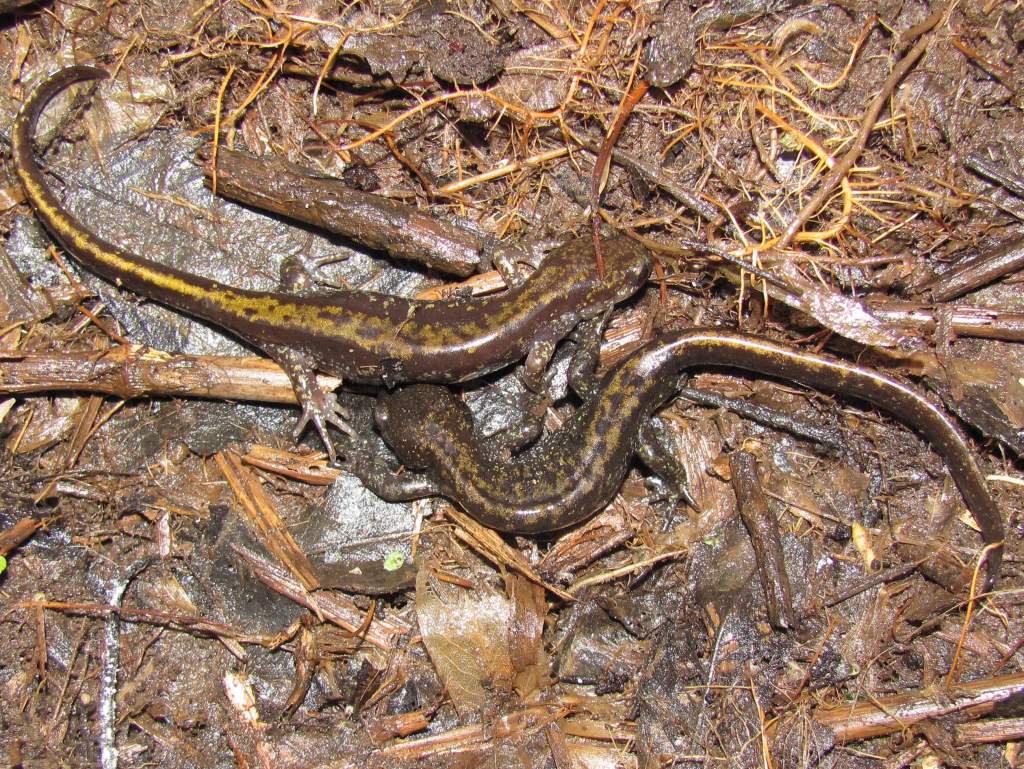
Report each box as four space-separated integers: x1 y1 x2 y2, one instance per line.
14 74 649 386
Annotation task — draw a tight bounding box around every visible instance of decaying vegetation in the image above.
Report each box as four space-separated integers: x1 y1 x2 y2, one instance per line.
1 1 1022 767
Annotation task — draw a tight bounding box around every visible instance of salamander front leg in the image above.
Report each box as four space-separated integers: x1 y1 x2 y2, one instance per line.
270 257 360 461
566 310 611 400
524 309 612 396
266 344 354 463
488 390 551 454
636 419 699 514
522 334 560 393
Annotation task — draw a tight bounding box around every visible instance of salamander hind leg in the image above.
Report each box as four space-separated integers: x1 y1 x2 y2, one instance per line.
279 253 353 294
266 344 355 462
279 255 316 294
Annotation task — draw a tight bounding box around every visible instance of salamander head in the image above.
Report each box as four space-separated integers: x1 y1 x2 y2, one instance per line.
373 384 474 469
594 236 653 303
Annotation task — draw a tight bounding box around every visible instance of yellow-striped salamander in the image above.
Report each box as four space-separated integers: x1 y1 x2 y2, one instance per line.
11 66 652 460
346 329 1004 583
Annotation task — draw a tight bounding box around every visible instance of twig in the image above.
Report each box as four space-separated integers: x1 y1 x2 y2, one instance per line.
965 153 1024 199
98 558 154 769
232 544 410 649
677 384 843 451
209 65 236 197
815 672 1024 743
215 450 321 592
0 344 331 405
731 450 796 629
200 146 485 276
590 78 650 277
868 302 1024 342
803 561 921 614
0 517 46 557
946 542 1002 687
442 506 574 602
918 234 1024 302
567 548 686 594
777 6 948 248
955 717 1024 745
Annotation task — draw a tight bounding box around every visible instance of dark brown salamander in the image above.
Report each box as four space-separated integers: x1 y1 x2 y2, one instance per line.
347 329 1004 583
11 66 651 459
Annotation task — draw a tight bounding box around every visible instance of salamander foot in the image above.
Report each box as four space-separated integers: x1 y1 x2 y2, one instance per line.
637 419 700 515
267 344 355 463
338 437 441 501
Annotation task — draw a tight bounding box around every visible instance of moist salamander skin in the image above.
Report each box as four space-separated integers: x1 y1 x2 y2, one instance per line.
12 66 652 457
358 330 1004 584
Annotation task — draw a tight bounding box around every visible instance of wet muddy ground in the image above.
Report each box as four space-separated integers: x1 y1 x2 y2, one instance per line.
1 1 1023 767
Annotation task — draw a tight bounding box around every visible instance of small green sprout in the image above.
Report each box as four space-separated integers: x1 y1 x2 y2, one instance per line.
383 551 406 572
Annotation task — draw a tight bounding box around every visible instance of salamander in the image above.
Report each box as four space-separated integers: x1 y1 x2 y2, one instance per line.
11 66 652 460
347 329 1004 583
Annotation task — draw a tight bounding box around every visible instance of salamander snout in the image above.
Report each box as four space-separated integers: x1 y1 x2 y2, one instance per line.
601 238 653 300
